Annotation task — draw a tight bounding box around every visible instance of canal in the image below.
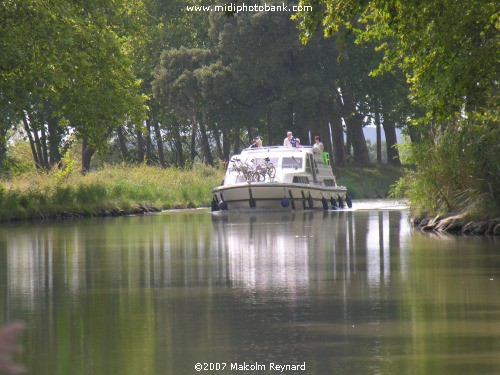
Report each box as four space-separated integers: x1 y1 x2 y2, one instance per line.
1 202 499 374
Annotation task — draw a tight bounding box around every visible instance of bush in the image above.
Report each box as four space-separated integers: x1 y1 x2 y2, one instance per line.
391 112 499 219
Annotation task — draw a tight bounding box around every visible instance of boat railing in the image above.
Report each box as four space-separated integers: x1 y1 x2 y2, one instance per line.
242 145 314 152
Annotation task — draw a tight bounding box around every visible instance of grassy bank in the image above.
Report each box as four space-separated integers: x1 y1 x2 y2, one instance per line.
0 163 224 221
335 164 403 199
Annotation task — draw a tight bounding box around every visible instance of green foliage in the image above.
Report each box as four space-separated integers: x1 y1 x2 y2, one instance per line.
2 140 37 176
391 112 500 218
0 164 224 221
296 0 498 122
0 0 148 159
152 8 410 167
54 150 77 184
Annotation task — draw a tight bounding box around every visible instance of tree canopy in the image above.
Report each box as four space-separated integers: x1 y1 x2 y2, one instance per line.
2 1 414 171
295 0 498 121
153 9 411 166
294 0 499 215
1 0 148 171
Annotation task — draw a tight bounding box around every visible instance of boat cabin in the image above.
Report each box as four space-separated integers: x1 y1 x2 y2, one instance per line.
223 146 338 187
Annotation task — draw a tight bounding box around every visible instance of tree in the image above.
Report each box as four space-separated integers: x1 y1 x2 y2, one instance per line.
0 0 147 172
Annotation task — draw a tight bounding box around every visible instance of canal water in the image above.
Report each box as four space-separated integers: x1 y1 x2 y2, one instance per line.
0 202 499 375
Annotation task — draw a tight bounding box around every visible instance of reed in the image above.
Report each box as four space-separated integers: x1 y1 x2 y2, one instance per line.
0 163 224 221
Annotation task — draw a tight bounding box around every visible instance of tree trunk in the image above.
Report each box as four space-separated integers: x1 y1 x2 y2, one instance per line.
375 111 382 163
232 135 242 155
40 124 50 169
341 88 370 165
152 121 166 167
22 114 42 170
213 126 224 161
145 120 153 165
190 120 198 162
331 98 346 167
198 120 213 166
136 126 145 163
318 114 332 159
47 118 61 166
33 131 47 169
170 119 184 168
383 120 401 166
222 129 231 162
0 126 7 169
116 125 129 162
81 138 95 174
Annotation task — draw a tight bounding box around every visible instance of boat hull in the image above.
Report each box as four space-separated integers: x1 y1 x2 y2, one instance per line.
213 182 348 211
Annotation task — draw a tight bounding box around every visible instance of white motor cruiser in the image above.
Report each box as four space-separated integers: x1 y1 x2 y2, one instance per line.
212 145 351 211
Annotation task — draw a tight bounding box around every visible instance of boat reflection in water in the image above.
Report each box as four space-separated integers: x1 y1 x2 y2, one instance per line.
211 208 409 293
213 211 317 290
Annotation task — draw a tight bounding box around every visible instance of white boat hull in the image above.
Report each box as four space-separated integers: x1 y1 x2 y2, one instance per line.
213 182 349 211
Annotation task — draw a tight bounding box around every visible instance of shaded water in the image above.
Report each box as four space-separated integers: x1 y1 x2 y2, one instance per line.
0 202 499 375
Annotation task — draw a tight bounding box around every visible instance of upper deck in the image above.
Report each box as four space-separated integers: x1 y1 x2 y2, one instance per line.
225 145 337 186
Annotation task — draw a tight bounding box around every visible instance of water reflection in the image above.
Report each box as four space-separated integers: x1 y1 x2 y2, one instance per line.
3 210 411 302
0 208 499 375
212 210 410 293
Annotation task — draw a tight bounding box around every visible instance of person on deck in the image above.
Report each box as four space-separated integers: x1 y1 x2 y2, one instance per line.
313 136 324 153
250 137 263 148
248 136 262 148
283 131 296 147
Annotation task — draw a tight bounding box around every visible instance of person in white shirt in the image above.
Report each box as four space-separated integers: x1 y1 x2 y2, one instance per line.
283 131 296 147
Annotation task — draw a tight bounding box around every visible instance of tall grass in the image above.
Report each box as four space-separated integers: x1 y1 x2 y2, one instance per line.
0 163 224 221
390 114 499 219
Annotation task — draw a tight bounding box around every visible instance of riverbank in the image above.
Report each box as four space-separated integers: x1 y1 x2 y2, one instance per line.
7 163 497 236
0 163 403 222
412 214 500 236
0 163 224 222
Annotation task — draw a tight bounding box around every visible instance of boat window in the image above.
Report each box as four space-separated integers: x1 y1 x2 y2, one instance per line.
282 157 303 170
293 176 309 184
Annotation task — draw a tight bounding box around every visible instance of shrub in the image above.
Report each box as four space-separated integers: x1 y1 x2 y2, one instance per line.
391 112 499 219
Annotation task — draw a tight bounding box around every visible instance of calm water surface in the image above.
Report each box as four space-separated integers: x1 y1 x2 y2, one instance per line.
1 201 499 375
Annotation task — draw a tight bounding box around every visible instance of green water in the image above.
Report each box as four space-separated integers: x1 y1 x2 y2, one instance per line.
1 205 499 375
